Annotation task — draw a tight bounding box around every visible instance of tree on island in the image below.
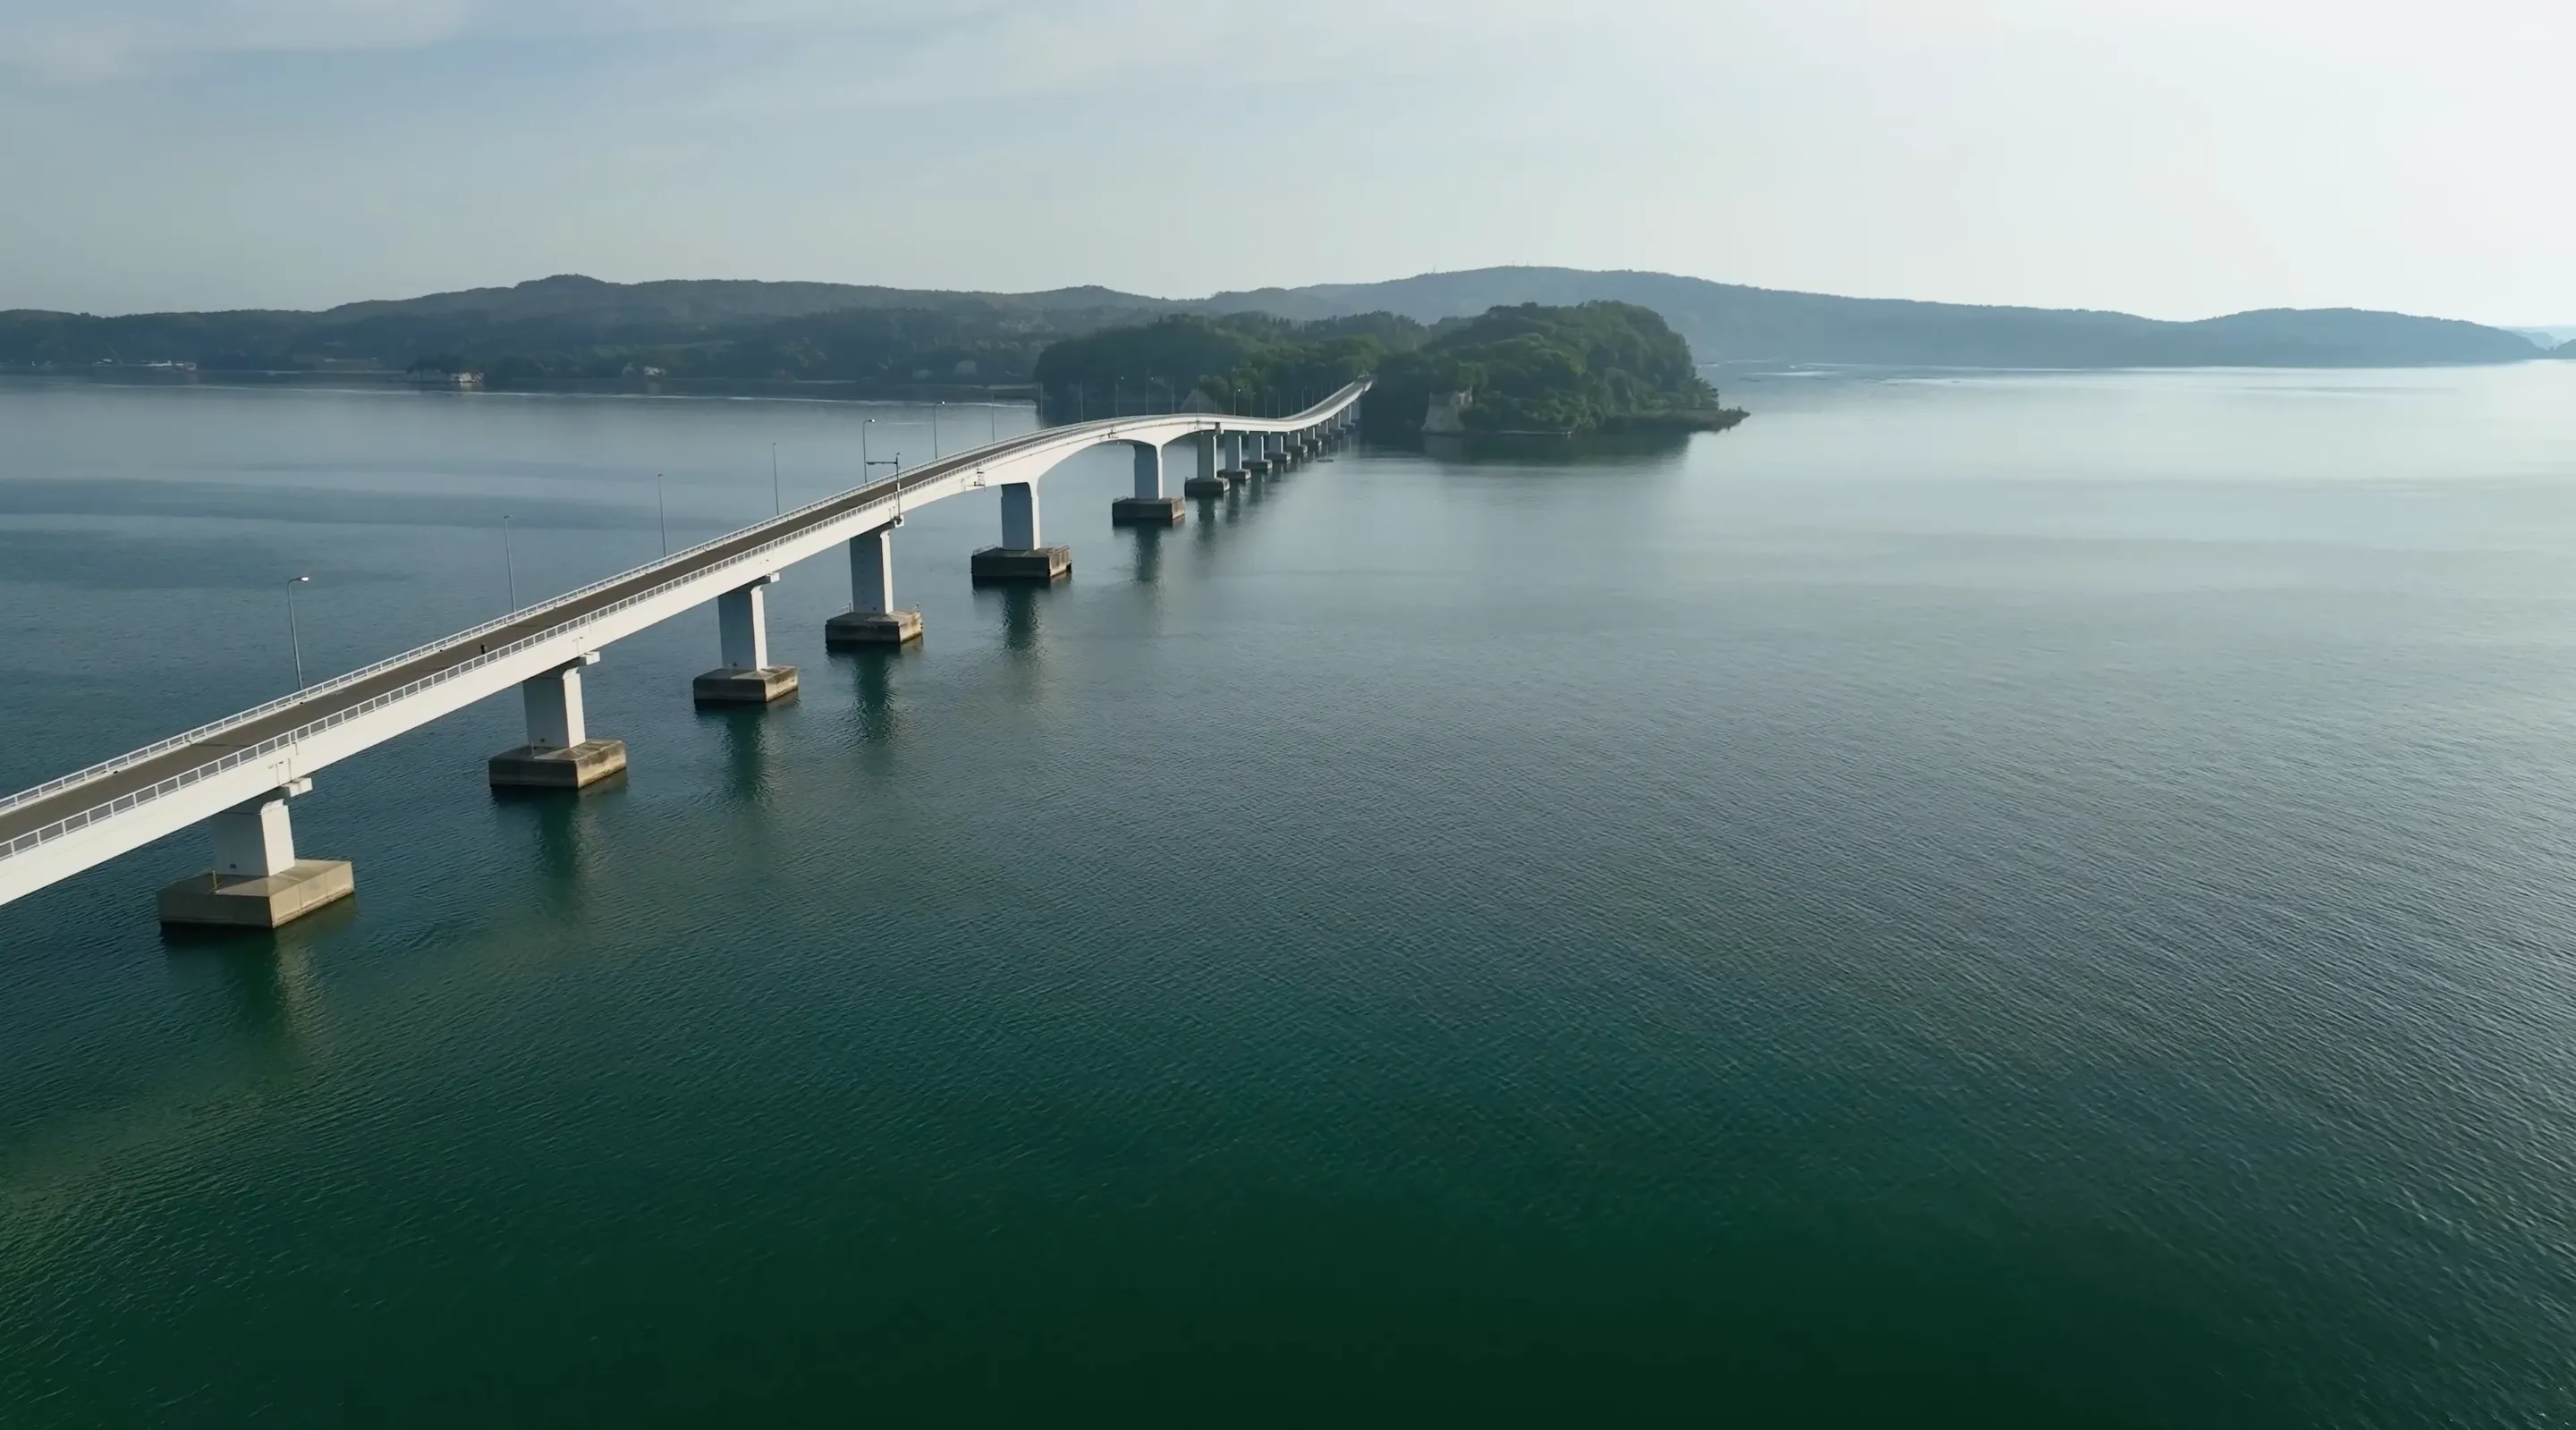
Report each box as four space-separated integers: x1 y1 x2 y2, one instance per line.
1363 301 1740 437
1033 301 1745 438
1032 312 1414 419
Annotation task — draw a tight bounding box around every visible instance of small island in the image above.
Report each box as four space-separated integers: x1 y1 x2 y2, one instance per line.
1032 301 1747 440
1368 301 1746 439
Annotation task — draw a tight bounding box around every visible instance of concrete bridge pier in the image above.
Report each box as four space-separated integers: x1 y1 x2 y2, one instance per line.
1179 429 1225 499
694 574 800 704
157 778 354 929
489 651 627 789
970 481 1072 583
1111 443 1184 526
1201 430 1246 494
826 521 922 648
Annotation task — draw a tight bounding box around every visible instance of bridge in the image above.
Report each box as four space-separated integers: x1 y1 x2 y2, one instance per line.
0 383 1367 928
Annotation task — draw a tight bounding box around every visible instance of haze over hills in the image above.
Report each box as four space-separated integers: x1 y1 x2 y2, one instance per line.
0 267 2546 382
1204 268 2542 368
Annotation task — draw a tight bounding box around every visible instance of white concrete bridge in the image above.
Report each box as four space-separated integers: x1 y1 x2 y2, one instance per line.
0 382 1367 927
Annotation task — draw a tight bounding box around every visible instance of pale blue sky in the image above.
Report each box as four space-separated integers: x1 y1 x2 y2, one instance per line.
4 0 2569 324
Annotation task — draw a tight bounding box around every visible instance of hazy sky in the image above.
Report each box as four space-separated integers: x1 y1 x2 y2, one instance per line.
4 0 2569 322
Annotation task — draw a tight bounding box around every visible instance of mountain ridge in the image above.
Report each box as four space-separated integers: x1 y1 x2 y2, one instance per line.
1199 267 2537 368
1 267 2544 374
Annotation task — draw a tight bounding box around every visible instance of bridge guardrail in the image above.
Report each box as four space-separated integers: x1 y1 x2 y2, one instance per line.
0 384 1365 867
0 478 915 865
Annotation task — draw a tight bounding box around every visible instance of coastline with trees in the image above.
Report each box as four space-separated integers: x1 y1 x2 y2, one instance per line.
1032 301 1748 441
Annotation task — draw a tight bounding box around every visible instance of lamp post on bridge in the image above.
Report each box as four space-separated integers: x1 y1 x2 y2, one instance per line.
284 574 312 690
863 419 902 487
502 515 518 613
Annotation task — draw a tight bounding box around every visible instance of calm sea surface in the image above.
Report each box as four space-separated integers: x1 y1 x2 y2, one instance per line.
5 368 2576 1425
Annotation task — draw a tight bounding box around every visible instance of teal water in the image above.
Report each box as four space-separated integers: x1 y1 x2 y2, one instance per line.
6 368 2576 1425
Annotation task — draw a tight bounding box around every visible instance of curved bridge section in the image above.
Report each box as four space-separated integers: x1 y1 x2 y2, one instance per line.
0 381 1368 920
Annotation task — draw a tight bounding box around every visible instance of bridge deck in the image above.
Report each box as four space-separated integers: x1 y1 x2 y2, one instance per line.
0 384 1365 891
0 440 994 850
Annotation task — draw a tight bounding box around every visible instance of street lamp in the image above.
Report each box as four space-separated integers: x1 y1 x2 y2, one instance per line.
502 514 517 613
864 419 901 487
932 401 945 460
770 441 781 516
656 473 669 556
284 575 312 689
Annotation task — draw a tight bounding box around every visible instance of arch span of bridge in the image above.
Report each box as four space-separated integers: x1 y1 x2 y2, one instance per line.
0 382 1368 926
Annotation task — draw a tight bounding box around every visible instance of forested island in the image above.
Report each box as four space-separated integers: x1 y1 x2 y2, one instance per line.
1033 301 1746 439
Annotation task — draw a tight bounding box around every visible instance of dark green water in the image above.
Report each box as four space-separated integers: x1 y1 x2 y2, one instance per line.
6 368 2576 1426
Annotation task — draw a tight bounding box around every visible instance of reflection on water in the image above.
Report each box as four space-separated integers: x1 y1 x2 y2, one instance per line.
708 704 777 803
490 780 620 890
1127 526 1165 584
995 585 1044 654
840 648 907 757
1419 429 1695 466
162 902 344 1068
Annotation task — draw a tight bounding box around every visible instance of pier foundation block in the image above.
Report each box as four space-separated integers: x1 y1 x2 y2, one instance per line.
487 739 628 791
157 860 354 930
825 609 924 649
1111 496 1187 526
692 666 801 705
970 546 1072 584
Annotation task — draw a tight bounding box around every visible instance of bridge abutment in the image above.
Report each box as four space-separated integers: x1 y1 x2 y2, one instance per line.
826 521 922 648
972 481 1071 583
157 778 354 929
489 652 626 790
695 575 800 704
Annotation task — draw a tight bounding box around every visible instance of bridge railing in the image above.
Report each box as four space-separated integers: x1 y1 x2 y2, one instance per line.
0 450 969 824
0 382 1365 867
0 476 926 865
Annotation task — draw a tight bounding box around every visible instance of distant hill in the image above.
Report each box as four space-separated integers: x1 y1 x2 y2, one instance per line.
1205 267 2538 368
0 275 1182 390
0 267 2543 382
313 273 1173 326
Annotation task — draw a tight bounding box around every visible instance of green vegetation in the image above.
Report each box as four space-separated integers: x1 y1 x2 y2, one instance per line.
1031 312 1418 418
1034 300 1744 438
1365 301 1741 437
